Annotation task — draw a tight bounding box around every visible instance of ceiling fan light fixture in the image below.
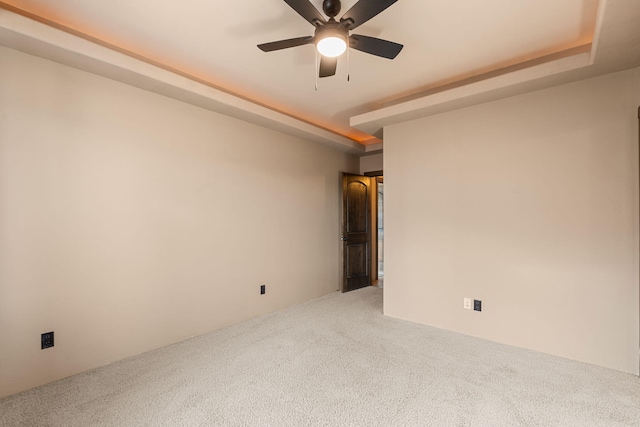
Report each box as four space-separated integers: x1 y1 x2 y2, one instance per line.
317 36 347 57
316 27 347 58
258 0 403 78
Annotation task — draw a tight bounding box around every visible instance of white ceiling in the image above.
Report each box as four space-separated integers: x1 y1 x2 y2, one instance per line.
1 0 639 152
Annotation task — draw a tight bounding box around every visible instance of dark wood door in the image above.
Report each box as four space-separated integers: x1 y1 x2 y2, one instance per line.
342 174 371 292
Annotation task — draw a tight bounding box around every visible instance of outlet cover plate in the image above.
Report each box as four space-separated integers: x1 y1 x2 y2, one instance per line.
41 331 54 349
463 298 472 310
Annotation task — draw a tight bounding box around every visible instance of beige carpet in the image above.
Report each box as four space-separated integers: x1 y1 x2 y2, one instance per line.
1 287 639 426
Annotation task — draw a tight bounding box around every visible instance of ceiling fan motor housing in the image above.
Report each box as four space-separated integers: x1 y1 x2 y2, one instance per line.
315 21 347 41
322 0 342 18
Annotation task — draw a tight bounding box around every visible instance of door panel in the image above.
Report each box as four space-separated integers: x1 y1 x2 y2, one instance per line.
342 174 371 292
347 181 368 233
346 244 367 278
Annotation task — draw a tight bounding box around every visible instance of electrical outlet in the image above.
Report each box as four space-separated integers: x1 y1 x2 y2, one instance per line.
260 284 266 295
474 300 482 312
463 298 472 310
41 331 54 349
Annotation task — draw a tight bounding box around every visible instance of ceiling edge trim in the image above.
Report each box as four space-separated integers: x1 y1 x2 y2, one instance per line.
589 0 609 62
350 48 593 134
364 143 383 153
349 0 640 135
0 5 365 154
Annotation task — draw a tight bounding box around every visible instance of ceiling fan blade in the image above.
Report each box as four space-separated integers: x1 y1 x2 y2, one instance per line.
319 56 338 78
283 0 326 26
258 36 314 52
340 0 398 30
349 34 403 59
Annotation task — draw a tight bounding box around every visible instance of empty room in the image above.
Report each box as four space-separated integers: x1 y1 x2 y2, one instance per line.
1 0 640 425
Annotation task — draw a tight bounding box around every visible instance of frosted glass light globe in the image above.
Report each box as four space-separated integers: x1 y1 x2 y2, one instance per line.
317 36 347 58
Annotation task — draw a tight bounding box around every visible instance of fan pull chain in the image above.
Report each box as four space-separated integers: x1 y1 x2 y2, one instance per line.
315 50 319 91
347 36 351 82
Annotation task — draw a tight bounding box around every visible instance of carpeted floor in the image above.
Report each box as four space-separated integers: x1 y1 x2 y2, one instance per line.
1 287 639 426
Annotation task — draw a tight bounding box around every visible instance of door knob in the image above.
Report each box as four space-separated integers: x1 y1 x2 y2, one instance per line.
341 236 348 241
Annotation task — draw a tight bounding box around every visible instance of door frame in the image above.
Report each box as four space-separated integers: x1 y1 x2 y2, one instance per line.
365 171 384 284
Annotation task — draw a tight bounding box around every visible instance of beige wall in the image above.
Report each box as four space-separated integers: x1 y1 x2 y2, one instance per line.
0 46 358 398
384 68 640 374
359 153 383 175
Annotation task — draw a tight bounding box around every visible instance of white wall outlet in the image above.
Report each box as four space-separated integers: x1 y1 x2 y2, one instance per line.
463 298 472 310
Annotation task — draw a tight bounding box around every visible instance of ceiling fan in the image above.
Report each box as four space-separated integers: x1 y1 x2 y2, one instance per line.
258 0 403 78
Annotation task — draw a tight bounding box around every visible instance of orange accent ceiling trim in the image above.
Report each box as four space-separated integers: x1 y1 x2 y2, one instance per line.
379 43 593 109
0 2 597 148
0 1 370 145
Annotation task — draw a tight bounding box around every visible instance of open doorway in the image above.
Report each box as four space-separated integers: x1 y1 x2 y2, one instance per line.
340 169 383 292
341 173 372 292
376 176 384 287
363 171 383 289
